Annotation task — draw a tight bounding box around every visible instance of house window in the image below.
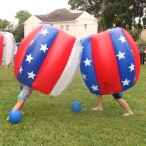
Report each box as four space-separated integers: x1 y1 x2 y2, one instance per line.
60 25 64 30
66 25 69 31
84 24 87 30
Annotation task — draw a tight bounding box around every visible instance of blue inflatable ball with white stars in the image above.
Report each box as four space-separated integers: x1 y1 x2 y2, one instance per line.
8 110 22 124
71 101 82 112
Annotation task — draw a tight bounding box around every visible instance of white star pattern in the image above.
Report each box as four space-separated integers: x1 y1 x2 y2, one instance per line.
40 29 49 36
26 54 34 63
19 66 23 74
40 44 48 53
129 63 135 72
122 78 130 86
79 28 136 94
83 58 92 66
116 51 125 60
27 71 36 79
91 85 99 91
18 26 65 88
118 35 126 43
82 73 87 80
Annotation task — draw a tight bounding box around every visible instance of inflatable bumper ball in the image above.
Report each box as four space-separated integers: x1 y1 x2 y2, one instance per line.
14 24 82 96
80 27 140 95
0 34 3 65
0 32 16 65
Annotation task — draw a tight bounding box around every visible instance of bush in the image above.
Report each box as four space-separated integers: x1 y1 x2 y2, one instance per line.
136 40 146 46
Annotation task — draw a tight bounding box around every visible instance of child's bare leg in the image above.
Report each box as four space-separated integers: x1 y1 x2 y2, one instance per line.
7 85 32 121
96 95 103 111
7 99 24 121
115 98 133 116
5 64 10 69
91 95 103 112
12 60 14 67
12 99 24 111
112 93 133 116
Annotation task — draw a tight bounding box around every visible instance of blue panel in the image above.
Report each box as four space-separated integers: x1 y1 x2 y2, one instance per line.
17 25 59 87
109 27 135 91
80 35 101 94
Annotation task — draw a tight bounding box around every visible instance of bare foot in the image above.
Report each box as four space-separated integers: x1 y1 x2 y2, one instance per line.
90 107 103 112
122 112 133 117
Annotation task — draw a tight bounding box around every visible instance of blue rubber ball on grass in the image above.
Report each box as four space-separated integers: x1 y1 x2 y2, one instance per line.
71 101 82 112
9 110 22 124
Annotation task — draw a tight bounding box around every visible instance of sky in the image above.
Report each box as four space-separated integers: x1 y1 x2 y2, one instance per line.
0 0 70 23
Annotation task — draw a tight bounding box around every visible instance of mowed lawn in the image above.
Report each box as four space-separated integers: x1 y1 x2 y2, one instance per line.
0 65 146 146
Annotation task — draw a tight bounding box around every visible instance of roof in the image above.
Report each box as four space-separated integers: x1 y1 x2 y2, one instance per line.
35 8 82 22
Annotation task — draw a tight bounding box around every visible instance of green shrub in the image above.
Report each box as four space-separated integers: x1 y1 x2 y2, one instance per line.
137 40 146 46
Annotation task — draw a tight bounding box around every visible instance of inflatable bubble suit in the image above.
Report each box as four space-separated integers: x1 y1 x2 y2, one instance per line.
80 27 140 95
0 32 16 65
14 24 82 96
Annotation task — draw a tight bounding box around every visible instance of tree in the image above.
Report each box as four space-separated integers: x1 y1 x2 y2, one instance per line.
68 0 103 17
68 0 146 32
4 23 16 34
0 19 11 31
143 17 146 29
101 0 133 29
101 0 146 39
14 10 31 42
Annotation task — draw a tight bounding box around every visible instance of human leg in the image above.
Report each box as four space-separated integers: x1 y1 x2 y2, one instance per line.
112 93 133 116
91 95 103 112
5 64 10 69
115 98 133 116
7 85 32 120
12 99 24 111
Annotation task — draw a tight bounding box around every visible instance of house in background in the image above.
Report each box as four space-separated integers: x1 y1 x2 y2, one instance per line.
140 29 146 41
139 29 146 64
24 8 98 39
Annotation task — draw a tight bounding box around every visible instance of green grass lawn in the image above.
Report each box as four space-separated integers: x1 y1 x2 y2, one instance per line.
0 65 146 146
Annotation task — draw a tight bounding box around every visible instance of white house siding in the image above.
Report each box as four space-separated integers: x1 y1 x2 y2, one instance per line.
24 11 98 40
74 12 98 39
24 15 42 37
48 21 76 37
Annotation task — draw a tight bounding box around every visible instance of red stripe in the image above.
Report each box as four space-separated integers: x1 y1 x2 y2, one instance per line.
91 31 122 95
14 25 43 77
33 30 76 94
0 35 3 65
121 28 140 83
